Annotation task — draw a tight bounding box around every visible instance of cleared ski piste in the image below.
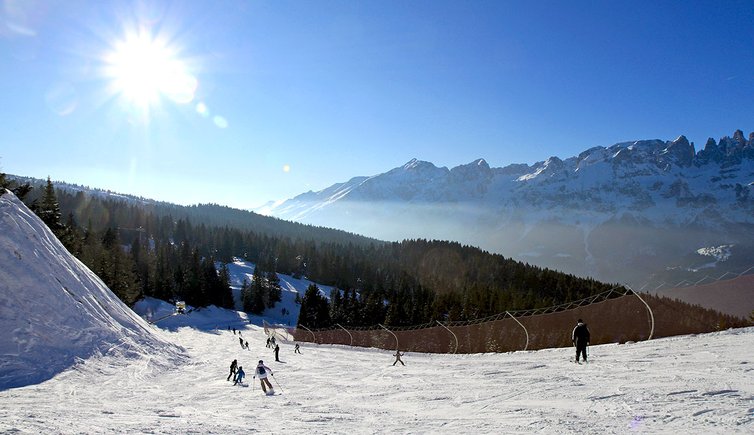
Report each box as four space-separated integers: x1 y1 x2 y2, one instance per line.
1 305 752 434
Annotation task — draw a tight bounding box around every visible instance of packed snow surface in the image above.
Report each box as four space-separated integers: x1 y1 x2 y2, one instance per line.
1 309 752 433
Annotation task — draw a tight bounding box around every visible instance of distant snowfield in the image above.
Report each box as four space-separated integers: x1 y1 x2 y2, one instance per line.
1 309 752 433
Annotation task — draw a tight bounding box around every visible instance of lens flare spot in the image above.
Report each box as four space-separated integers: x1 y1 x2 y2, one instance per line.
195 102 209 117
283 164 291 173
213 115 228 129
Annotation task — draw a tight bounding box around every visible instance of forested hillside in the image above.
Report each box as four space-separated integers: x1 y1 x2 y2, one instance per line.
3 174 617 328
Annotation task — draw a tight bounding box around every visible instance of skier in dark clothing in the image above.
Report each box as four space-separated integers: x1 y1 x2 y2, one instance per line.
572 319 591 363
239 337 244 348
294 343 301 354
274 344 280 362
266 337 271 348
393 351 405 366
244 340 249 350
227 359 238 381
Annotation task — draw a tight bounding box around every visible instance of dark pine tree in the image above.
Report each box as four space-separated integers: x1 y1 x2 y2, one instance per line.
298 283 331 329
36 177 64 234
249 264 266 314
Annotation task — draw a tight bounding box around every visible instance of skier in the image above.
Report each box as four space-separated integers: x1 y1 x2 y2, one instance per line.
270 336 276 348
239 337 244 348
232 327 236 335
253 360 275 394
294 343 301 354
572 319 591 363
233 366 245 386
274 344 280 362
244 340 250 350
266 337 271 348
393 350 405 366
226 359 238 381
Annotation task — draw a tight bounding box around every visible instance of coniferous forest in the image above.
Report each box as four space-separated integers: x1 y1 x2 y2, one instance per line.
2 175 619 328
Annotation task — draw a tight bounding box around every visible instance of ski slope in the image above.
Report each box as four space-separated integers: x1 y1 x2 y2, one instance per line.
1 307 752 434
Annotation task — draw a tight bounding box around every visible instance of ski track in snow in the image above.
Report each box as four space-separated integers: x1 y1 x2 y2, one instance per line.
1 321 753 434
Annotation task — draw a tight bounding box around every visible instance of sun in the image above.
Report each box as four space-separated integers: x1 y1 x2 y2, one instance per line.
104 29 197 109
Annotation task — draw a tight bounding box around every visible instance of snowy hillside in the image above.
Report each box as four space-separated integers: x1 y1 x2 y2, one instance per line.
262 130 754 288
0 308 752 433
0 191 182 389
222 258 336 327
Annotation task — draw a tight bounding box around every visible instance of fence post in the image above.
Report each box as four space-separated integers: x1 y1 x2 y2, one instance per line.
506 311 529 351
336 323 354 346
436 320 459 354
379 324 399 350
626 285 655 340
299 324 317 344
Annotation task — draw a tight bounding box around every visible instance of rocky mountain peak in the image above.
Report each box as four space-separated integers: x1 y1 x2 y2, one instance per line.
663 135 695 167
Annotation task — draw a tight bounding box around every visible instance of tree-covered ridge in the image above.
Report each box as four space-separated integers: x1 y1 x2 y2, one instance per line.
7 174 617 328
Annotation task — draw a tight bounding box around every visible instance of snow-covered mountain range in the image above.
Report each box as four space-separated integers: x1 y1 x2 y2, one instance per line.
262 130 754 287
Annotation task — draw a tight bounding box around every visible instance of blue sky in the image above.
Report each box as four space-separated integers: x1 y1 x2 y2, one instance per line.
1 0 752 209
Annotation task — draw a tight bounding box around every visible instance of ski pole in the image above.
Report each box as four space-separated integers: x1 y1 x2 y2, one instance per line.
271 374 284 393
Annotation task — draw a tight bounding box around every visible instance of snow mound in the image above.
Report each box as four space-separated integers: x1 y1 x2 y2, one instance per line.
0 191 181 390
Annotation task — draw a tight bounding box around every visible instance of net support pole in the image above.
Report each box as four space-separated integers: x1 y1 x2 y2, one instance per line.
506 311 529 351
626 285 654 340
379 324 399 351
436 320 459 354
336 323 354 347
299 325 317 344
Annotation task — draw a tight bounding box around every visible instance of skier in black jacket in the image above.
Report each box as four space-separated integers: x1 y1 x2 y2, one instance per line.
226 359 238 381
572 319 591 363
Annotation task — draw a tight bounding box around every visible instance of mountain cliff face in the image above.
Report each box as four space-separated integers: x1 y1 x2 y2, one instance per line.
263 130 754 287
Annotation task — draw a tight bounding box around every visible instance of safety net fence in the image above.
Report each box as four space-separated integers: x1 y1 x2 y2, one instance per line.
265 285 747 354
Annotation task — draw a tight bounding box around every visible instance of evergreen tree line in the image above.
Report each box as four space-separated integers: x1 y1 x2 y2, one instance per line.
4 176 618 328
3 176 233 308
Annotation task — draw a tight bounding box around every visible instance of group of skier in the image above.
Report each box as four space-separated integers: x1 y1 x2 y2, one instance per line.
227 358 275 393
226 330 303 394
224 318 591 396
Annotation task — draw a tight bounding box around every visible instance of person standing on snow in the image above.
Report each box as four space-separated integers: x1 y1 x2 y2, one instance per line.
239 337 244 348
294 343 301 354
393 350 405 366
266 337 271 348
233 366 246 385
572 319 591 363
254 360 275 394
226 359 238 381
274 344 280 362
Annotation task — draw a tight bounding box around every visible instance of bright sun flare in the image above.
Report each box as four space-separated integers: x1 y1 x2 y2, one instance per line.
104 30 197 109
